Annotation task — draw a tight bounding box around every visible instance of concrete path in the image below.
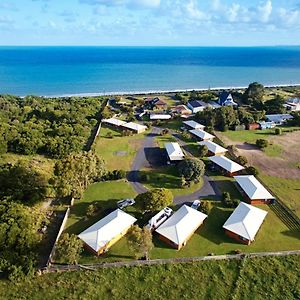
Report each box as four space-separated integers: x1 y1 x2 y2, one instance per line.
127 127 220 203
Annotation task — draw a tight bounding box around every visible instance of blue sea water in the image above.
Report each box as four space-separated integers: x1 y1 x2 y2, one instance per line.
1 46 300 96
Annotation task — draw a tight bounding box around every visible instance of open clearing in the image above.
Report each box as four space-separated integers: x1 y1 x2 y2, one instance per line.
0 255 299 300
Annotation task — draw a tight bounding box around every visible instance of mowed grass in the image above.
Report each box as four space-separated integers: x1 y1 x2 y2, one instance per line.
94 126 146 171
259 175 300 217
0 255 299 300
141 166 203 197
65 180 136 235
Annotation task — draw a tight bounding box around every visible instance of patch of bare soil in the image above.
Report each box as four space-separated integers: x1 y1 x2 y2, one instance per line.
235 131 300 179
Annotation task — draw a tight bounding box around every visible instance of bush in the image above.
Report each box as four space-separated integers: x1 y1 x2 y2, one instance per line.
274 127 282 135
86 202 102 217
256 139 269 149
199 145 208 157
236 155 248 166
222 192 239 208
103 169 126 181
139 173 150 183
246 166 259 176
200 200 212 214
178 158 205 182
160 128 169 136
106 132 113 139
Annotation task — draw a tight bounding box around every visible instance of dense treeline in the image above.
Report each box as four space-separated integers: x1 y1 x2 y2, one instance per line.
0 95 104 158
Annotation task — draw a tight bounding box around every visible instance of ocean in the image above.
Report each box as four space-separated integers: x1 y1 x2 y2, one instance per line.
1 46 300 97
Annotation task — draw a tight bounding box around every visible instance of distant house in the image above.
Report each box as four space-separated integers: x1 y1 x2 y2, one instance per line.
247 123 260 130
155 205 207 250
173 105 192 117
150 114 172 120
234 175 275 205
78 209 137 256
102 118 127 128
265 114 293 125
165 142 185 162
189 129 215 141
258 121 276 130
208 155 244 177
218 92 238 106
153 98 168 110
223 202 267 245
122 122 147 134
285 98 300 111
183 120 205 130
187 100 207 113
198 140 228 156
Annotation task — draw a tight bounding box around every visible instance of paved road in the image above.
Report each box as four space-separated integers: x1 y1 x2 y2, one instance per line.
127 127 220 203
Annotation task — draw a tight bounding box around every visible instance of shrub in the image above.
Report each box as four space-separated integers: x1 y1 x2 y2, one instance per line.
200 200 212 215
246 166 259 176
86 202 102 217
222 192 239 208
256 139 269 149
199 145 208 157
236 155 248 166
160 128 169 136
274 127 282 135
106 132 113 139
139 173 150 183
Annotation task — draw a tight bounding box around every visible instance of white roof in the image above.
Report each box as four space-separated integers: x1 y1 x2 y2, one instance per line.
189 129 215 140
150 114 172 120
223 202 267 241
234 175 275 200
78 209 137 252
122 122 147 132
165 142 184 161
183 120 205 130
209 155 245 173
155 205 207 245
102 118 127 126
198 140 228 155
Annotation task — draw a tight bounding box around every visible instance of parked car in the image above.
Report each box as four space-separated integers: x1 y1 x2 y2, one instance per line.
191 200 201 210
117 198 135 209
146 207 173 231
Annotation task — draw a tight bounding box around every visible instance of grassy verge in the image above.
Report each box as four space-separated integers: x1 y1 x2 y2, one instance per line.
94 126 146 171
259 175 300 217
0 255 299 300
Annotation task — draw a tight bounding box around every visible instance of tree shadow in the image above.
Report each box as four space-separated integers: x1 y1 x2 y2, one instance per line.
281 229 300 240
144 147 167 167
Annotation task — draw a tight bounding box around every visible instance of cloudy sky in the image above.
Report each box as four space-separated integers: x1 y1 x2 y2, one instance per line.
1 0 300 46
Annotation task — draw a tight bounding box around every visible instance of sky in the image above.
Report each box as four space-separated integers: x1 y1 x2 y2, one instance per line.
0 0 300 46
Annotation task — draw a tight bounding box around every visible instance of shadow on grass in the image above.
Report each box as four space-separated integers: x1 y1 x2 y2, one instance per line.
282 229 300 240
144 147 166 167
197 206 236 245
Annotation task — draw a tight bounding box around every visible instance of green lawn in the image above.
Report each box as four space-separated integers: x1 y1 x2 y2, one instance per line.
259 175 300 217
221 126 300 144
141 166 203 197
65 180 137 235
0 255 299 300
154 134 177 147
209 175 242 200
94 126 146 171
263 143 283 157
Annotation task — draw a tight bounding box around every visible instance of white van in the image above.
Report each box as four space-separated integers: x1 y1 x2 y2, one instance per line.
146 207 173 231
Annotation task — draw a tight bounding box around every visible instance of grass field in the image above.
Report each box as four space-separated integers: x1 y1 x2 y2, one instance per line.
0 255 299 300
141 166 203 197
221 126 300 144
94 126 146 171
259 175 300 216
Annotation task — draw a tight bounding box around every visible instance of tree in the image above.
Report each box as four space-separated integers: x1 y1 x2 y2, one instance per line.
199 145 208 157
236 155 248 166
53 151 106 198
101 106 113 119
264 95 285 114
243 82 265 109
127 225 153 260
256 139 269 149
0 201 41 279
55 233 83 264
199 201 212 214
222 192 239 208
0 162 48 205
135 188 173 212
178 158 205 182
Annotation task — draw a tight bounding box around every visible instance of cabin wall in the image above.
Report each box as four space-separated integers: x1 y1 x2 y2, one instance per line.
225 229 250 245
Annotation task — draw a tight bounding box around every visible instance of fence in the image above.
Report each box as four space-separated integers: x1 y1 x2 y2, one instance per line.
46 207 71 268
45 250 300 273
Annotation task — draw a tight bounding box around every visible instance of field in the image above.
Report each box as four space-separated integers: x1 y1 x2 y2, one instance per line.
0 255 299 300
94 126 146 171
217 129 300 217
